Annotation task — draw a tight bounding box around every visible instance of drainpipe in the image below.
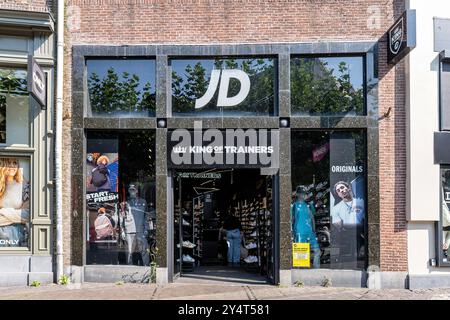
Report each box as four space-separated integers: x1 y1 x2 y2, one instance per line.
55 0 64 282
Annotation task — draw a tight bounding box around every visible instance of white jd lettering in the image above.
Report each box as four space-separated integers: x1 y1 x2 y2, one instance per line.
195 69 251 109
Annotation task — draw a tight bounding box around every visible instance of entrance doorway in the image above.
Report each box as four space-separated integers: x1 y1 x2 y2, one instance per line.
172 169 278 284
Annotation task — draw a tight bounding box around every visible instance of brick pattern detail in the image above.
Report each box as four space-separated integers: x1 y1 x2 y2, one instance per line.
60 0 407 271
0 0 54 13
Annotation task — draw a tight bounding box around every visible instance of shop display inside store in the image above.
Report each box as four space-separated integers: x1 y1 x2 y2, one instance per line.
173 169 274 278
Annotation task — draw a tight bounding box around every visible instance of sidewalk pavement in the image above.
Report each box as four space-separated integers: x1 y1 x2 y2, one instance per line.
0 281 449 300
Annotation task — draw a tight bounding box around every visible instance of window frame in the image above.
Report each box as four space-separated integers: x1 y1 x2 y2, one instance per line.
0 65 33 148
84 57 157 118
290 128 369 271
290 53 367 117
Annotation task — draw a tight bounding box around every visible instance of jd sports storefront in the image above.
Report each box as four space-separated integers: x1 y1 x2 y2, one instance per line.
71 42 379 286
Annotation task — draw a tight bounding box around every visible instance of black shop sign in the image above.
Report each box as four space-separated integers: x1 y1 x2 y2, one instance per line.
387 10 416 65
167 128 279 169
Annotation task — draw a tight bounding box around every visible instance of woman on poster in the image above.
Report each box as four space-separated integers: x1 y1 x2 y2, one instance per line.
0 158 30 247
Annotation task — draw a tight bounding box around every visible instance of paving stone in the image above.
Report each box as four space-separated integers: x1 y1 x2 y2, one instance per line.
0 283 449 300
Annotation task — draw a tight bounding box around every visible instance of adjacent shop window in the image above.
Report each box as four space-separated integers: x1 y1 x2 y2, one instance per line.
85 131 156 266
171 57 276 117
440 167 450 265
0 68 29 145
291 130 366 270
86 59 156 117
0 157 31 249
291 56 365 116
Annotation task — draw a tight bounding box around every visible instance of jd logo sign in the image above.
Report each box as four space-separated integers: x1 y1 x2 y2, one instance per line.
195 69 251 109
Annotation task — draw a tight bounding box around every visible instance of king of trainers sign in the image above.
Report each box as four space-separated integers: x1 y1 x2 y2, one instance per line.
168 123 279 169
387 9 416 65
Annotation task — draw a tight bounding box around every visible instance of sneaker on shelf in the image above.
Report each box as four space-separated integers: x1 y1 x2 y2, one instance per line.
182 254 195 263
183 240 196 248
244 255 259 263
249 230 257 237
315 181 328 191
245 242 257 250
182 210 191 216
182 219 190 226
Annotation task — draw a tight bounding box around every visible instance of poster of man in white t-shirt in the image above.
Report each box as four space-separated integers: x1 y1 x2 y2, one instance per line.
331 181 365 228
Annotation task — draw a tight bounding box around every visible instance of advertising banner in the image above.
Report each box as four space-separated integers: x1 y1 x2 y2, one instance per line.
0 157 30 248
86 137 119 245
312 142 329 163
329 132 366 269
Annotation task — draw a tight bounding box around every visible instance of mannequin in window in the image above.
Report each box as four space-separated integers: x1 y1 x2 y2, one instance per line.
0 158 29 247
120 184 150 266
291 185 320 268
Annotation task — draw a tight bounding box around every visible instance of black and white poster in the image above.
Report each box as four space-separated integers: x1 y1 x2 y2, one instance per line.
329 132 366 270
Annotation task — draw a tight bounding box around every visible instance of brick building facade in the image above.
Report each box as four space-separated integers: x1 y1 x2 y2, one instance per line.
0 0 410 287
0 1 56 285
60 0 408 287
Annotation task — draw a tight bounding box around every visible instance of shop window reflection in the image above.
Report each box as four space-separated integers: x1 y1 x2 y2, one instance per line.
86 59 156 118
86 131 156 266
291 131 367 270
0 68 29 145
171 57 276 117
291 56 365 116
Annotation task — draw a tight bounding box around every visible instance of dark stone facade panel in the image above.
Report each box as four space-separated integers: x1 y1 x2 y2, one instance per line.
155 174 167 268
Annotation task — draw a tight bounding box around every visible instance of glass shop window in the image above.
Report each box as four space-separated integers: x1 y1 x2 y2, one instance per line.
291 130 367 270
86 59 156 117
440 167 450 265
171 57 276 117
291 56 365 116
0 68 29 145
85 130 156 266
0 157 31 249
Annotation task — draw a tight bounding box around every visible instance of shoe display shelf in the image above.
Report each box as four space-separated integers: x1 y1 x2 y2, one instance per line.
180 201 195 273
191 195 205 267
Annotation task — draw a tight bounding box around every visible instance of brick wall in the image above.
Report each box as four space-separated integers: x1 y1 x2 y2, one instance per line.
377 1 408 273
63 0 407 272
0 0 54 12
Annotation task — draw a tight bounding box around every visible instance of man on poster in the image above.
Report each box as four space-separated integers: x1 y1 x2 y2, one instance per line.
331 181 365 228
331 180 365 265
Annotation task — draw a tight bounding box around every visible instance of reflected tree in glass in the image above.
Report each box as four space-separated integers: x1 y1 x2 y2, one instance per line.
291 58 364 115
88 67 155 116
0 69 28 143
172 58 274 116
